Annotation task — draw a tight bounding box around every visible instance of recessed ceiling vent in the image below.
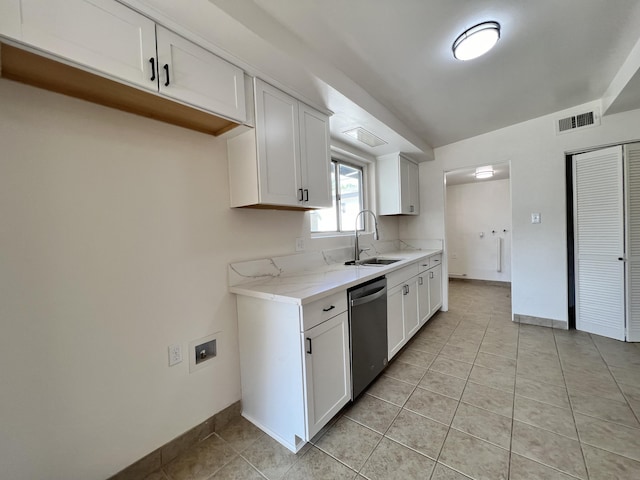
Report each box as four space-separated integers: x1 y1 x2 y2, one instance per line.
343 127 387 147
555 109 600 135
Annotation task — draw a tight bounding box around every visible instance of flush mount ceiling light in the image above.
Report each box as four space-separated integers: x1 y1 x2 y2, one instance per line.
475 166 494 179
453 21 500 61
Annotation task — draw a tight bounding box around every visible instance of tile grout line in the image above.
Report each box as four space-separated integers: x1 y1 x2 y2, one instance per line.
429 312 491 479
506 315 520 480
590 336 640 427
554 329 590 480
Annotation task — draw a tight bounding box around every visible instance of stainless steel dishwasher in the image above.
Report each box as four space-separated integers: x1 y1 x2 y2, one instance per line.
348 276 388 400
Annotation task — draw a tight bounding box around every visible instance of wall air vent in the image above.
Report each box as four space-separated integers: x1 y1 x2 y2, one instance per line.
555 109 600 135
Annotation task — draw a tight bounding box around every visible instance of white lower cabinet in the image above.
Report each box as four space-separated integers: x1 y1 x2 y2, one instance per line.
236 292 349 452
403 278 420 339
429 264 443 315
387 254 443 360
303 312 351 439
417 273 430 325
387 283 407 359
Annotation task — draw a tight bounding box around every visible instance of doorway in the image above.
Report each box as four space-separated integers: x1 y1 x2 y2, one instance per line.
444 163 512 284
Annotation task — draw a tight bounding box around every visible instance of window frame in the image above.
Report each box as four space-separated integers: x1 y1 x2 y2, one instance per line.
310 157 369 236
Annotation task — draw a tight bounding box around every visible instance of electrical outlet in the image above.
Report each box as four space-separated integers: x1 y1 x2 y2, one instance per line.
168 344 182 366
531 212 541 224
295 237 305 252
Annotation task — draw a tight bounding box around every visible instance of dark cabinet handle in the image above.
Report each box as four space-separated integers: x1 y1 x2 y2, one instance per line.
304 189 309 202
149 57 156 81
163 64 170 86
298 188 304 201
322 305 335 312
306 338 312 354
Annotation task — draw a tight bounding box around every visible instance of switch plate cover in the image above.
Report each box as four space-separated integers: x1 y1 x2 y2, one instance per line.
531 212 541 224
168 344 182 366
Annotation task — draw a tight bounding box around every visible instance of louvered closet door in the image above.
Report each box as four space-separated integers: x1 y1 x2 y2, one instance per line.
625 143 640 341
574 146 625 340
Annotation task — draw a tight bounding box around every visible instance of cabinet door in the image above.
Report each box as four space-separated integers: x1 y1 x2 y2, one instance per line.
303 312 351 440
417 274 430 325
400 157 419 215
20 0 157 91
407 160 420 215
156 26 246 122
387 284 406 359
403 279 420 339
0 0 21 40
429 265 443 315
298 102 332 208
254 79 302 206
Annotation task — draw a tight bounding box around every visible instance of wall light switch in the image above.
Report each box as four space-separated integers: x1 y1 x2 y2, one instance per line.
531 212 541 224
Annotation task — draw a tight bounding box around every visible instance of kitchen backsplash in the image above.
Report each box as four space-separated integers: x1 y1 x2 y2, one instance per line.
228 238 443 287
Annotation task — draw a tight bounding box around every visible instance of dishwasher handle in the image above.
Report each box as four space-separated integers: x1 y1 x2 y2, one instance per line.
350 285 387 307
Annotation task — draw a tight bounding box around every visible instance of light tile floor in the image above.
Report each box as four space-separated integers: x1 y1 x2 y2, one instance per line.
148 280 640 480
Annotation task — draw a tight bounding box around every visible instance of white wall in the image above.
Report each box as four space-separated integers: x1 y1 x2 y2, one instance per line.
400 101 640 323
446 179 511 282
0 79 397 480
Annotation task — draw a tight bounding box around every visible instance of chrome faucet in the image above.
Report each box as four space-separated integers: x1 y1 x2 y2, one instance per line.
354 209 380 262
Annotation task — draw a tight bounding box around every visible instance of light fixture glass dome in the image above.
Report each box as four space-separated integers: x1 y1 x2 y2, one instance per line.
453 21 500 61
475 166 494 179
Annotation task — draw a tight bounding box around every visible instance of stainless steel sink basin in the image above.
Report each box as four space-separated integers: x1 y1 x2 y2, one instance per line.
345 258 401 266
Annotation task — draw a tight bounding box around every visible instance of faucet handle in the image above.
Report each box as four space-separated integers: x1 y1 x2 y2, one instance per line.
359 247 371 254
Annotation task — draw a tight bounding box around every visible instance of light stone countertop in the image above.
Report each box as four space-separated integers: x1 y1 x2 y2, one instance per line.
229 249 442 305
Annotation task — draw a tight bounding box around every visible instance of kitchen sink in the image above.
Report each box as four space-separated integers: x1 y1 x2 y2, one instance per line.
344 258 401 266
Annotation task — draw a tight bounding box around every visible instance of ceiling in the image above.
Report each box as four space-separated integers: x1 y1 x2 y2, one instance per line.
446 163 509 186
131 0 640 160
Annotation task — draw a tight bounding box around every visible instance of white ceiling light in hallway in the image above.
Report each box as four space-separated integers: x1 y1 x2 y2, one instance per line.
475 166 495 179
453 21 501 60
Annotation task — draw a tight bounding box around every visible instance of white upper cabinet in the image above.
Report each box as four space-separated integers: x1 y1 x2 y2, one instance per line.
377 153 420 215
13 0 246 124
255 79 302 206
298 102 332 208
156 26 245 122
228 78 332 210
20 0 157 91
0 0 21 40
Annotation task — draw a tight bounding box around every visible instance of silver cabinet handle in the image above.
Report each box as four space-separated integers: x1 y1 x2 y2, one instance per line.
418 276 424 285
429 272 434 279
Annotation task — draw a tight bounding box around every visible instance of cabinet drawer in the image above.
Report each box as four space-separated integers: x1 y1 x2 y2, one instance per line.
417 257 431 274
430 254 442 268
386 263 419 289
302 291 347 331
